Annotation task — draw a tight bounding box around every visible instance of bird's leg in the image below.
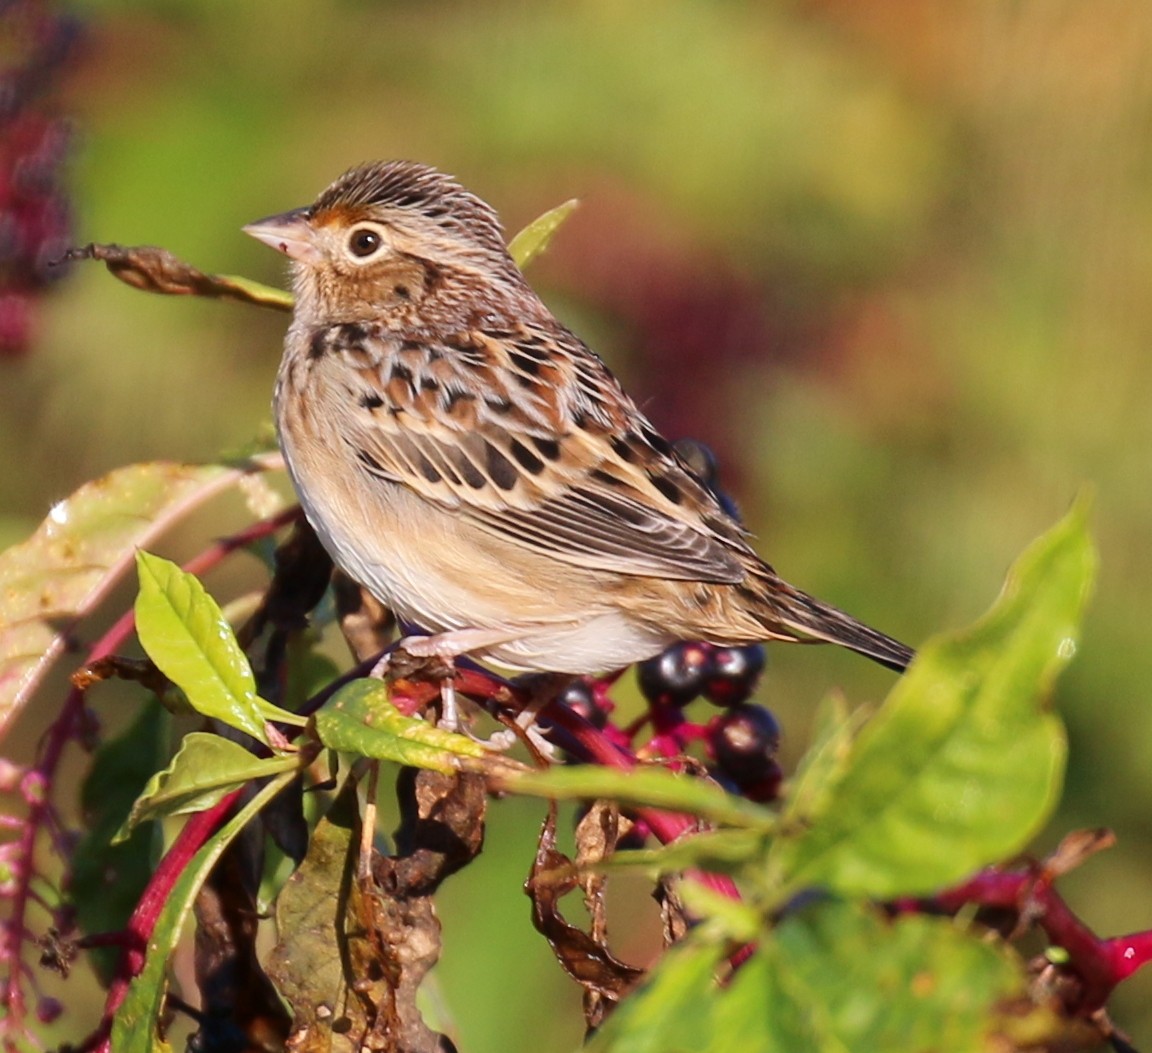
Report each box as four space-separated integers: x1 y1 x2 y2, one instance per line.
395 626 534 731
383 627 521 731
397 626 524 659
439 668 460 731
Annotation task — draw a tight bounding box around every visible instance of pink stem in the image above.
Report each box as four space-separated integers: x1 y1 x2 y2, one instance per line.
537 694 741 902
1 507 299 1050
89 792 241 1053
901 865 1152 1013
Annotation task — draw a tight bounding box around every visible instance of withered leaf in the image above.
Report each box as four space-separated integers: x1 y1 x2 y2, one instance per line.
527 809 644 1031
334 572 395 665
193 844 291 1051
64 243 293 311
268 776 464 1053
241 518 333 648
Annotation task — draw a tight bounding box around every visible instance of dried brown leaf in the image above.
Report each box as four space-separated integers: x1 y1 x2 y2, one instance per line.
193 846 291 1051
269 769 481 1052
333 572 395 665
527 809 644 1031
64 243 293 311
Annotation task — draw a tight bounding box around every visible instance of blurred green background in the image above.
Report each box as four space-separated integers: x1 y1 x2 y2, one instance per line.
4 0 1152 1048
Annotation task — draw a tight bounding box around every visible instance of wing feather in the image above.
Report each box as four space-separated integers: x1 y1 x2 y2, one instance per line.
330 320 752 583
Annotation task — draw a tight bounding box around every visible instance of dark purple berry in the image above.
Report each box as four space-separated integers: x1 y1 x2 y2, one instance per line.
36 996 63 1025
708 762 782 804
672 438 744 521
557 677 607 728
702 644 765 707
708 704 781 789
539 677 609 754
740 761 783 803
637 641 713 707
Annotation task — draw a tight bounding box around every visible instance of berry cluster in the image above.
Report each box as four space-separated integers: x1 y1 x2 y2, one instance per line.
637 640 765 708
0 1 81 356
637 640 781 803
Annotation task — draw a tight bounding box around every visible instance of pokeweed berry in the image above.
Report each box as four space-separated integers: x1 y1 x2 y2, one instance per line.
637 641 713 707
708 703 781 793
556 676 608 729
701 643 766 707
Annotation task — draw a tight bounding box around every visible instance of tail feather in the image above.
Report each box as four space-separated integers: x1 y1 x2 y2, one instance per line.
759 577 914 673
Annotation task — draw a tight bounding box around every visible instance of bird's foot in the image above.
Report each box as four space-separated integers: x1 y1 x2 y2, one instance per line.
370 640 462 729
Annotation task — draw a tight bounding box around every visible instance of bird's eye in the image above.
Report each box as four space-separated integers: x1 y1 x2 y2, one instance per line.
348 227 383 258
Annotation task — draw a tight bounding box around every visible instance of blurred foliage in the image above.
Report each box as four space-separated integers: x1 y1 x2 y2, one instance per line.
4 0 1152 1048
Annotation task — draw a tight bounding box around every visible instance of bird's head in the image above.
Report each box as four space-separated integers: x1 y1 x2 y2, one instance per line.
244 160 523 325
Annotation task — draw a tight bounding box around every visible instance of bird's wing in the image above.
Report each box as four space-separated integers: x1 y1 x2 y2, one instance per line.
328 320 753 583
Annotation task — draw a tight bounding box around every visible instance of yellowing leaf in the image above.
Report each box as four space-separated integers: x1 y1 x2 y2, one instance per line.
0 462 241 732
312 679 485 773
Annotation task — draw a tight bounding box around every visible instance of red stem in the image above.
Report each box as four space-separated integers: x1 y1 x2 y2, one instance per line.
89 792 241 1053
904 865 1152 1013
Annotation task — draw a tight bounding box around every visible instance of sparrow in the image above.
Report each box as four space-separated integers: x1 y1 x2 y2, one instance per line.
244 161 914 681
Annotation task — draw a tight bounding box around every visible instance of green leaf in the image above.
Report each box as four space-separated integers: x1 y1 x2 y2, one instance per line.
675 880 763 944
134 551 269 743
118 732 301 840
509 765 774 830
599 828 768 877
213 272 295 310
767 499 1094 899
265 780 407 1047
706 951 830 1053
507 198 580 268
265 783 359 1046
589 900 1041 1053
780 692 863 830
110 770 296 1053
766 901 1037 1052
585 940 723 1053
312 678 487 773
0 461 236 732
71 699 168 984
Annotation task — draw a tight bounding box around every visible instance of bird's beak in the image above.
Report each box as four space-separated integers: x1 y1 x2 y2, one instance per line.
242 208 324 265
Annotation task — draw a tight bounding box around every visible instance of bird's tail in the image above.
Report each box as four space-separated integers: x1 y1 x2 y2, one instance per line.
751 570 914 673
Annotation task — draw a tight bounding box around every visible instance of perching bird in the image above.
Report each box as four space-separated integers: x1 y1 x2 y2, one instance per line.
245 160 914 681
